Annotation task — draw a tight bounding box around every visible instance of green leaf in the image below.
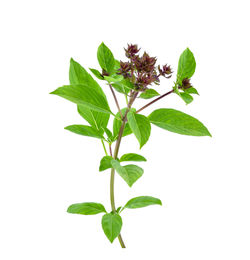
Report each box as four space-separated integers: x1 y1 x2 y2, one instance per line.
68 58 110 130
119 79 135 90
50 84 112 114
180 92 194 104
65 125 104 139
114 59 121 71
102 213 122 243
184 87 199 95
102 127 114 142
113 108 132 139
104 75 123 83
89 68 104 80
177 48 196 81
77 105 109 132
69 58 104 95
148 108 211 137
116 206 122 213
127 111 151 148
111 160 144 187
67 202 106 215
111 79 134 95
99 156 113 171
139 89 160 99
124 196 162 209
111 83 129 94
97 42 115 73
119 153 147 162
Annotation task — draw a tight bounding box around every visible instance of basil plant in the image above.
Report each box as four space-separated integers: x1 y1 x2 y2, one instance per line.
50 43 211 248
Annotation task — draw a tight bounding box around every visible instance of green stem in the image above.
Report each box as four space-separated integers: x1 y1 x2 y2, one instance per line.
109 92 138 248
101 139 108 156
124 94 128 105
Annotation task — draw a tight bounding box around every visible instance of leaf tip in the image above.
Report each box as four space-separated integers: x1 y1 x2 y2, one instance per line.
66 205 72 213
49 90 56 95
99 42 105 48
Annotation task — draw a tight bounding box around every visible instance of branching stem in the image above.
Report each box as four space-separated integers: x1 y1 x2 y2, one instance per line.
136 89 174 113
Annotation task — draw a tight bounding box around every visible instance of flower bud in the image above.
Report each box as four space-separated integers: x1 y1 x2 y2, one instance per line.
158 64 172 78
125 44 140 58
181 78 192 89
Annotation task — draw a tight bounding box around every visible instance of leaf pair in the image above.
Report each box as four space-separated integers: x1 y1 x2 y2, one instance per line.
67 195 161 243
66 202 121 243
115 107 211 149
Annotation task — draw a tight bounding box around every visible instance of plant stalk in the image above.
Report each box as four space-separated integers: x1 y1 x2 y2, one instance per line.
109 84 123 119
110 91 138 248
101 139 108 156
136 89 174 113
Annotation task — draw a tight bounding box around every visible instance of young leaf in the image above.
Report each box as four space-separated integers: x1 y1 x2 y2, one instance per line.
177 48 196 81
97 42 115 74
139 89 160 99
99 156 113 171
102 213 122 243
184 87 199 95
180 92 194 104
89 68 104 80
124 196 162 209
65 125 104 139
127 111 151 148
119 153 147 162
113 108 132 139
148 108 212 137
67 202 106 215
50 84 112 114
111 160 144 187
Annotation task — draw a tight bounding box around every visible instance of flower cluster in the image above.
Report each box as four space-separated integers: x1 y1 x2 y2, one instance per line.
117 44 173 91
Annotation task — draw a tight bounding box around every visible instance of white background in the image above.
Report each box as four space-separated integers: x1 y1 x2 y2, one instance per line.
1 0 250 259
